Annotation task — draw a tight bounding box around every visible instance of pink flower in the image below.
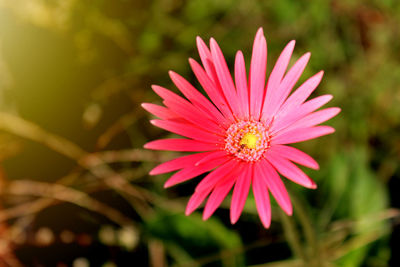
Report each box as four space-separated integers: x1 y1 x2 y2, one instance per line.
143 28 340 228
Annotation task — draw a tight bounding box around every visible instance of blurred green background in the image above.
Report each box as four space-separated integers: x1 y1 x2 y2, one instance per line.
0 0 399 266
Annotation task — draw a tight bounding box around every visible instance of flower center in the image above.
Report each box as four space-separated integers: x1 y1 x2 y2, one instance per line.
239 133 258 149
224 121 270 162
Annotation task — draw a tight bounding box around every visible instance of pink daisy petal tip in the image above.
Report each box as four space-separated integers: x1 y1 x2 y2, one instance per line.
284 40 296 55
184 208 194 216
230 214 239 225
143 142 151 149
286 207 293 216
143 28 338 228
168 70 177 79
309 181 318 189
256 27 264 36
202 212 211 221
184 204 193 216
195 36 203 44
148 169 158 176
163 180 174 188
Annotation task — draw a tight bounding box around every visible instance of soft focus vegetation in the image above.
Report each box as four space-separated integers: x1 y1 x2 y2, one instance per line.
0 0 400 266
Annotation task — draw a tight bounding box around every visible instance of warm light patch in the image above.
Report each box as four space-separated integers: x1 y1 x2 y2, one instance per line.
225 121 270 162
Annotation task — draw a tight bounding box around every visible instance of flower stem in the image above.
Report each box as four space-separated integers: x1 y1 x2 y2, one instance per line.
279 210 307 264
292 194 322 267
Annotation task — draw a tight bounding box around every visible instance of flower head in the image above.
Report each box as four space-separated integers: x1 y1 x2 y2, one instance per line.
143 28 340 228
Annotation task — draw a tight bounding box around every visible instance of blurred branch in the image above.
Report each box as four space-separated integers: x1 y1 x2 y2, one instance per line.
0 112 86 159
2 180 135 227
96 109 142 149
0 112 153 218
329 208 400 233
0 172 80 223
148 239 167 267
0 171 150 225
319 208 399 262
330 229 387 261
249 259 303 267
83 149 163 165
0 198 55 223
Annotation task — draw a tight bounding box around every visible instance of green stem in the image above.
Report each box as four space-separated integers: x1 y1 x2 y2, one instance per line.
279 210 307 265
292 194 322 267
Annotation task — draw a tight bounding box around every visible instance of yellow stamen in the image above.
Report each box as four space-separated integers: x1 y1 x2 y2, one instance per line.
239 133 258 149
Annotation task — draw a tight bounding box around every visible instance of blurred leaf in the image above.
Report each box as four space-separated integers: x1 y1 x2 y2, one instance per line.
145 210 244 266
319 147 389 266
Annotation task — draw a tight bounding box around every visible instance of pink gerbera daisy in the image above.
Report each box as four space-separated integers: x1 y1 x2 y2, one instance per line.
143 28 340 228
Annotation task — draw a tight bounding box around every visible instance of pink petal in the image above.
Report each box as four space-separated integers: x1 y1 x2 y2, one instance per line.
144 139 219 151
278 107 340 135
271 126 335 145
277 71 324 117
195 159 240 193
169 71 227 126
164 155 229 188
258 160 292 215
252 165 272 228
189 58 234 122
203 177 236 220
276 52 311 105
150 119 222 143
185 188 213 215
263 52 311 121
149 152 215 175
195 150 228 166
267 145 319 170
210 38 240 116
196 36 219 85
195 38 234 122
301 95 334 114
164 100 222 134
271 94 333 133
152 85 222 133
267 155 317 189
249 28 267 119
262 41 295 118
141 103 177 120
234 51 249 119
185 159 238 215
230 165 252 224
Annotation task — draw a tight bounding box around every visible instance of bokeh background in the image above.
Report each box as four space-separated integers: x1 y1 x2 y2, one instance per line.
0 0 399 266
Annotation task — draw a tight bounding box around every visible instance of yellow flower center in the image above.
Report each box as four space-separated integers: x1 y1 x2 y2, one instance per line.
239 133 258 149
225 120 271 162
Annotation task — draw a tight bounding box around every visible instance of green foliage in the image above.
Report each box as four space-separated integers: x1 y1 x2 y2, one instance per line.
319 148 389 266
145 210 244 266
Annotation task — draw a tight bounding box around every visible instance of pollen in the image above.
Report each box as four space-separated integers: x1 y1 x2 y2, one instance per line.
240 133 258 149
225 120 271 162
